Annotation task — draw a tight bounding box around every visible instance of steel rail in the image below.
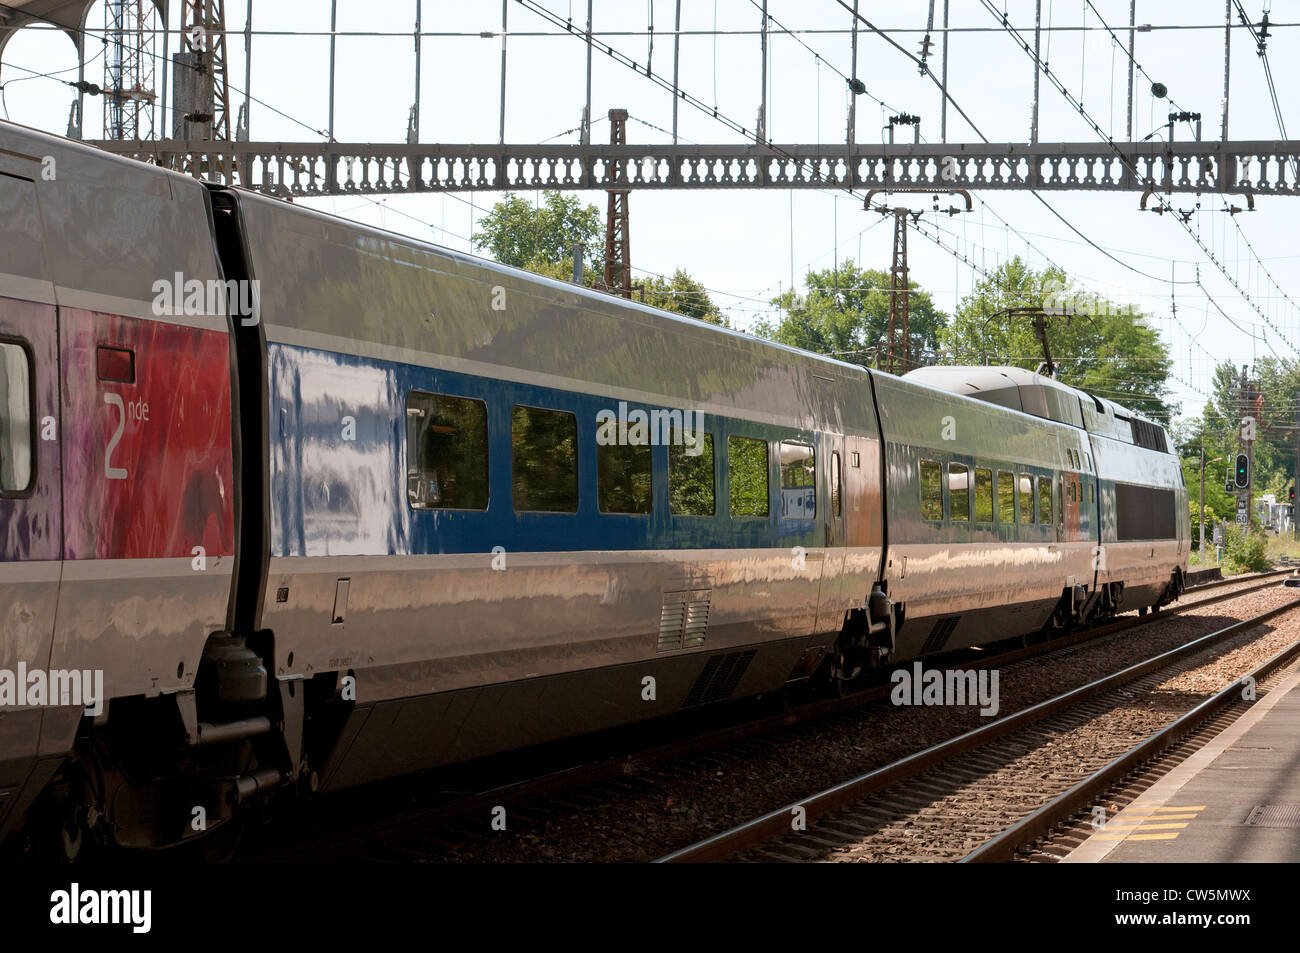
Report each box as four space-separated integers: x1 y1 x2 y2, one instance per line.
655 590 1299 862
962 622 1300 861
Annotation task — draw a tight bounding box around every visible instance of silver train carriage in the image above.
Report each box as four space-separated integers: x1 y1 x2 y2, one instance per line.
0 119 1188 852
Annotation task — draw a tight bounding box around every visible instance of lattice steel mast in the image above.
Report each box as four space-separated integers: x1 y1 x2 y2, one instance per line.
103 1 156 140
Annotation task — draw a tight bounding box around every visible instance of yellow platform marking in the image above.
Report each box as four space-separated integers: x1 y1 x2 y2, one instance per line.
1094 832 1181 841
1095 807 1205 844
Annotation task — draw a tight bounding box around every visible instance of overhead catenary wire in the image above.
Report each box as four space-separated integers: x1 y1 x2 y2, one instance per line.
978 0 1300 359
6 1 1267 406
8 21 1300 39
521 0 1174 336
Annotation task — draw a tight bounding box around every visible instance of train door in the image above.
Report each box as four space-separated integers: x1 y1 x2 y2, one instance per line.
1062 466 1081 539
1081 440 1107 602
813 435 848 637
1078 447 1095 542
814 431 884 636
0 168 63 838
841 434 884 550
825 437 846 548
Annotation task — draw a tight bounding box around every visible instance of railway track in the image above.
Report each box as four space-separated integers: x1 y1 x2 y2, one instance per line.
658 589 1300 863
246 568 1294 861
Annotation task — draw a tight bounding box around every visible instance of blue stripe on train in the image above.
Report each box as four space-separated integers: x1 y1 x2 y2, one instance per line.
267 343 822 558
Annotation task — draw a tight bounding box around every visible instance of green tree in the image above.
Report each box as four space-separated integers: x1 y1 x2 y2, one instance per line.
473 191 604 278
639 269 728 326
755 260 947 371
1200 357 1300 503
473 193 727 325
941 258 1175 422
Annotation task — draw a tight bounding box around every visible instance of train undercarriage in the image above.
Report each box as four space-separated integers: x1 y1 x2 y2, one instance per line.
12 565 1187 859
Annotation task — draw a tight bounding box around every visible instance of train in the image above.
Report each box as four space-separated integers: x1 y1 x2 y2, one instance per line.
0 119 1189 855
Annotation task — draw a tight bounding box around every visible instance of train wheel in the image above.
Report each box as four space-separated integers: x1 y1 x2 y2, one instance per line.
58 817 82 862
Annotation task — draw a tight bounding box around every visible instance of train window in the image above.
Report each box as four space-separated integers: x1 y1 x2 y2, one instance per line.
920 460 943 521
598 439 652 514
998 470 1015 523
669 430 714 516
831 452 842 518
974 467 993 522
728 436 769 517
1089 484 1095 502
949 463 970 522
0 341 33 494
778 441 816 519
1037 475 1053 524
96 345 135 383
850 451 861 468
512 405 579 512
1018 473 1034 524
406 391 489 511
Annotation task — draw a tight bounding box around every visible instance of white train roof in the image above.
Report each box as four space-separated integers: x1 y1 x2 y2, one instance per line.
902 365 1170 451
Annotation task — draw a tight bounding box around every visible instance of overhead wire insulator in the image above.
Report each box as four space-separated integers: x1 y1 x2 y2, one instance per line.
917 34 933 74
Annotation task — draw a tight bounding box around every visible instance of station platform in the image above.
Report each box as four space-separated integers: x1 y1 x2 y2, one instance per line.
1064 662 1300 863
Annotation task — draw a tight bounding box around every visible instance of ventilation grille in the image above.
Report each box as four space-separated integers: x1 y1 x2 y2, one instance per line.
1243 804 1300 828
1130 417 1169 453
921 616 961 655
658 589 711 652
682 650 756 708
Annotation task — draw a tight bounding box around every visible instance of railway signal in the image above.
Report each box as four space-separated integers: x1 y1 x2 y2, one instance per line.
1235 453 1251 489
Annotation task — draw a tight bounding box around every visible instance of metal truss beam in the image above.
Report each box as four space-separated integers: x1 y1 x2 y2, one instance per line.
84 139 1300 198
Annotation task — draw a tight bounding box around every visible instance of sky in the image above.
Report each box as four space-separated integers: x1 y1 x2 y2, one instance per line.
2 0 1299 425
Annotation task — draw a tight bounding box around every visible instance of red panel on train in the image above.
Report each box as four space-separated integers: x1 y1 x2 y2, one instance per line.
59 308 234 560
